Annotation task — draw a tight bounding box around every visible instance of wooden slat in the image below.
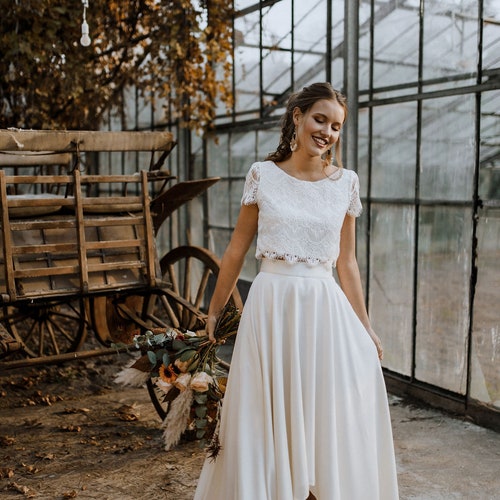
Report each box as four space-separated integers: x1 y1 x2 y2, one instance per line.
0 152 72 166
0 171 16 300
85 239 141 251
4 174 72 183
0 130 175 152
12 243 78 255
141 170 157 287
84 216 143 227
10 219 77 230
7 197 74 208
14 265 79 278
73 169 89 293
87 261 144 273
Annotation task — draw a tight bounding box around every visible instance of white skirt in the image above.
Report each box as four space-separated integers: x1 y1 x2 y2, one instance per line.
194 260 399 500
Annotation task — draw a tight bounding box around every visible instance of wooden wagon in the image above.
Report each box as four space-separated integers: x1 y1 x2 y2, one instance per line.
0 130 241 409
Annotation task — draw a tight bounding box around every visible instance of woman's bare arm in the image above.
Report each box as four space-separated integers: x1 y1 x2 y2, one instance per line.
207 203 259 341
336 215 383 359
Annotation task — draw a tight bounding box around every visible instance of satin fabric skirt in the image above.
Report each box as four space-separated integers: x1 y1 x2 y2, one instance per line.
194 259 399 500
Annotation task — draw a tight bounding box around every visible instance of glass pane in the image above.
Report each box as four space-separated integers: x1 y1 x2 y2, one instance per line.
483 2 500 70
358 108 369 199
262 48 292 96
356 210 368 294
470 208 500 408
415 206 472 394
207 134 229 177
208 228 231 261
420 94 476 201
234 11 261 115
479 90 500 202
208 180 230 228
230 132 257 177
257 128 280 161
373 4 420 88
241 238 259 282
372 102 417 199
262 2 291 50
423 0 479 81
293 0 327 85
369 204 415 375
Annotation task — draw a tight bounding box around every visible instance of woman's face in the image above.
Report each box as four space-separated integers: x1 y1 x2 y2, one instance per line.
293 99 345 158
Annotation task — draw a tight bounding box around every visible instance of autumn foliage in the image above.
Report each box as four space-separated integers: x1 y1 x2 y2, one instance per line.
0 0 233 132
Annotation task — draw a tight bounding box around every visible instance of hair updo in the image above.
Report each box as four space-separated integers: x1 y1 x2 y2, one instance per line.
266 82 347 168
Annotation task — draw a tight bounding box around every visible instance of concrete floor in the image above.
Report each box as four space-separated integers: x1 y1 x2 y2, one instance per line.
389 395 500 499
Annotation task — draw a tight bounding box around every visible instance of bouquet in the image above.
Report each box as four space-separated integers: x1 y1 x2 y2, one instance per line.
114 305 240 454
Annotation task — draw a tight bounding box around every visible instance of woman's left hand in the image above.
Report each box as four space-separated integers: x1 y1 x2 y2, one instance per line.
367 328 383 360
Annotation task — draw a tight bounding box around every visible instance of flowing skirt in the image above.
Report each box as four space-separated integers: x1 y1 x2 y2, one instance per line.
194 259 399 500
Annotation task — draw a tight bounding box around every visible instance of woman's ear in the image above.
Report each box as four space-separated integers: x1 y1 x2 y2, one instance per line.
292 107 302 126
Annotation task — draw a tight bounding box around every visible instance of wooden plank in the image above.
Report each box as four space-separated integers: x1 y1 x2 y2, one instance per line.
7 197 74 208
0 130 175 152
5 174 72 184
0 171 17 301
14 265 79 278
73 169 89 293
0 152 72 166
12 243 78 255
85 239 141 251
141 170 157 287
84 216 143 227
10 219 77 230
87 261 144 273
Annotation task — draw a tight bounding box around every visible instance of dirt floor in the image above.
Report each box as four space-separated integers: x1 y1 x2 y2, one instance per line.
1 351 499 500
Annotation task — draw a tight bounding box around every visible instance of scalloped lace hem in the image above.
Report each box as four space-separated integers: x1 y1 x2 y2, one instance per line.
258 251 333 267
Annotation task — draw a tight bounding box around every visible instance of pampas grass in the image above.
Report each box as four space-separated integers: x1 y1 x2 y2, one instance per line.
114 358 151 387
162 388 194 450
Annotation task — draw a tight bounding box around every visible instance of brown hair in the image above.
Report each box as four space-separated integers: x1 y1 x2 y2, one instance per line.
266 82 347 168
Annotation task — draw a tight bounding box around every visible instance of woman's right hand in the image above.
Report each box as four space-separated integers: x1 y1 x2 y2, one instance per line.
206 314 219 343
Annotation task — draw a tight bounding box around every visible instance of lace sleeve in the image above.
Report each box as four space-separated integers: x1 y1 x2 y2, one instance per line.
347 170 363 217
241 163 261 206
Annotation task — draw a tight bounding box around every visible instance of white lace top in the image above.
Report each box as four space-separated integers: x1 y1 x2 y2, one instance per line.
241 161 362 268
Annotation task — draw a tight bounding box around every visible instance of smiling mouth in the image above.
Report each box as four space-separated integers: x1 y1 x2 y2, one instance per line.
312 136 329 148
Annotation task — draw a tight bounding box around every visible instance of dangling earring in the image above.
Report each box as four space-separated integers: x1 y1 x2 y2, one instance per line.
290 128 298 152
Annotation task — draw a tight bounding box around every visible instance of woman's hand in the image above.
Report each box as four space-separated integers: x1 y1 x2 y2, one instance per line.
367 327 384 360
206 314 219 344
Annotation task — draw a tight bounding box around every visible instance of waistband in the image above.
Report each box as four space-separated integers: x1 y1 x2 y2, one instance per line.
259 259 332 278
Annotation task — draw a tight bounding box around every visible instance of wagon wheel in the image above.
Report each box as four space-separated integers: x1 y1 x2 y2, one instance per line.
88 294 145 347
1 298 87 358
146 245 242 420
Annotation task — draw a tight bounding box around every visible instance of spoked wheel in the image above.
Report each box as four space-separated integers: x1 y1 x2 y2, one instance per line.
145 245 243 420
146 245 242 332
1 298 87 358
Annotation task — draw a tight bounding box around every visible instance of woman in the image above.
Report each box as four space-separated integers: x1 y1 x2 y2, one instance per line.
194 82 399 500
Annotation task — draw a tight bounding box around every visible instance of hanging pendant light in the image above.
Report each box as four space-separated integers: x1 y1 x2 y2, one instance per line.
80 0 91 47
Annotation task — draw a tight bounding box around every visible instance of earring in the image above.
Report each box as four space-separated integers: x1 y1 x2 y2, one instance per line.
290 128 298 152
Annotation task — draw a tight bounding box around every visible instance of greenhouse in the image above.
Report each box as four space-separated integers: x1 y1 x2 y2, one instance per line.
139 0 499 429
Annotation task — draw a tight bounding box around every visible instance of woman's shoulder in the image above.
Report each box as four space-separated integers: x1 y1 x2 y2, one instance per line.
246 160 275 178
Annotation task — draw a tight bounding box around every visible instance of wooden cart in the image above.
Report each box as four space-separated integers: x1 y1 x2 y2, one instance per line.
0 130 241 377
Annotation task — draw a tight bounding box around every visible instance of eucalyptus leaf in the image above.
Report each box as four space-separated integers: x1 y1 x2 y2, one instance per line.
154 348 166 360
194 394 208 404
195 418 208 429
195 405 207 418
147 350 157 366
172 339 187 350
162 352 170 367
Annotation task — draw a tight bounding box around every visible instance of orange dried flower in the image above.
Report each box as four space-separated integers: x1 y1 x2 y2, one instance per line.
159 364 178 383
